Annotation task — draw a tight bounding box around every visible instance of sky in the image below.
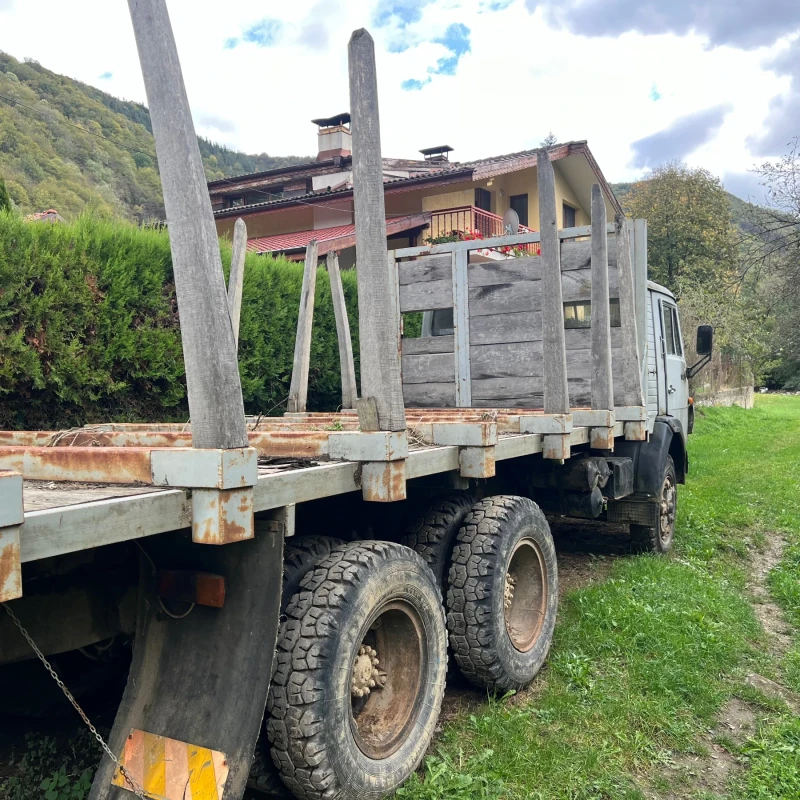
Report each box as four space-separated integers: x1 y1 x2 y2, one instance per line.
0 0 798 204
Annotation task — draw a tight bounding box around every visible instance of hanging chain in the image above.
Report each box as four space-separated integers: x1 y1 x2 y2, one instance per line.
2 603 150 800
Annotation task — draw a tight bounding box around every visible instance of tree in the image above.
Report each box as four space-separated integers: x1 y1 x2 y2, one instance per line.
540 132 558 147
624 162 738 293
0 176 11 213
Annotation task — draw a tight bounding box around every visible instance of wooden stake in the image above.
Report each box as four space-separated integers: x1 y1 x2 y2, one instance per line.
327 252 358 409
616 219 645 407
536 149 570 415
127 0 247 450
228 218 246 349
348 29 406 432
287 241 319 413
590 185 613 412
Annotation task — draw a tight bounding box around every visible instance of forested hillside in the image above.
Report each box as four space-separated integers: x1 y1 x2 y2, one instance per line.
0 52 307 221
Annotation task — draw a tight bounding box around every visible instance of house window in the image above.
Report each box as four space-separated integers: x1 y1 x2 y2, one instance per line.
562 203 576 228
475 188 492 212
564 299 621 329
510 194 529 226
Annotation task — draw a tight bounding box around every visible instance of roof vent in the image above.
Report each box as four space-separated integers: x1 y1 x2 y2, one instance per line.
419 145 453 163
312 113 352 162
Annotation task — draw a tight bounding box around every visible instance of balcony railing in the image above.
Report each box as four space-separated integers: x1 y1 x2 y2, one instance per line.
428 206 541 255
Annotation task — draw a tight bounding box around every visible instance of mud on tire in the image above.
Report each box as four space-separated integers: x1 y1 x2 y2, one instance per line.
447 495 558 693
266 541 447 800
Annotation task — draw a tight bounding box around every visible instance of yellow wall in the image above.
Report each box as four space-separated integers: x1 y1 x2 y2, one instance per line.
216 206 314 240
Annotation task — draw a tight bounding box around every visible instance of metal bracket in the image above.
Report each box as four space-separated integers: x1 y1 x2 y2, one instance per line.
0 470 23 601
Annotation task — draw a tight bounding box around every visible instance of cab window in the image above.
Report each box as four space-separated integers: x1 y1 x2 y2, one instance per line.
662 303 682 356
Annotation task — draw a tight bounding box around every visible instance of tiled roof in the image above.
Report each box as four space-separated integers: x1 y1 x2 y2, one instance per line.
246 213 430 255
247 224 355 254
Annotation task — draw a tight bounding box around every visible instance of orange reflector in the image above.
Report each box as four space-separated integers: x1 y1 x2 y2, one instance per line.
158 571 226 608
112 730 229 799
689 396 694 405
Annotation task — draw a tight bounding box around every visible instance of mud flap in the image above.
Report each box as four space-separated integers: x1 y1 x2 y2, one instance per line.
89 524 283 800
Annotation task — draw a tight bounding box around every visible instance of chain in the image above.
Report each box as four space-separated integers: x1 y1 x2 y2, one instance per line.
2 603 151 800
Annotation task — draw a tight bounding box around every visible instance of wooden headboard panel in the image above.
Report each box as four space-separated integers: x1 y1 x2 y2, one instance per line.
400 236 626 409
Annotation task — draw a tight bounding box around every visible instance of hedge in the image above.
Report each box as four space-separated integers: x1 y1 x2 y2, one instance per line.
0 212 359 429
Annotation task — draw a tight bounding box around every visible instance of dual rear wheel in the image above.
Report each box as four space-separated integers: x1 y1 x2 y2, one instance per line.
259 495 558 800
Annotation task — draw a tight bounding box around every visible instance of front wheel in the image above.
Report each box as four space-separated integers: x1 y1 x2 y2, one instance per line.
266 541 447 800
631 455 677 553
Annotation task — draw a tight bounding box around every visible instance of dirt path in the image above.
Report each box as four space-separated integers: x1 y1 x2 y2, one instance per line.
646 534 796 800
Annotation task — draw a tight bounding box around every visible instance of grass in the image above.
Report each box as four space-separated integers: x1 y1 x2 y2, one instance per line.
398 395 800 800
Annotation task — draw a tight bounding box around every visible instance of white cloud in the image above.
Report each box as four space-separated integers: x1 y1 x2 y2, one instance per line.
0 0 796 197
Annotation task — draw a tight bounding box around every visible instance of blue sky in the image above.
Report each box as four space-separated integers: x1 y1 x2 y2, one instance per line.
0 0 797 202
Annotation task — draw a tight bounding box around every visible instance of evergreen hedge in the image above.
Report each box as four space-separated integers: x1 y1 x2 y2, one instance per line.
0 213 358 429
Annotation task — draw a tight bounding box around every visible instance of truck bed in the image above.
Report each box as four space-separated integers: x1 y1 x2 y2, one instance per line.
14 415 628 565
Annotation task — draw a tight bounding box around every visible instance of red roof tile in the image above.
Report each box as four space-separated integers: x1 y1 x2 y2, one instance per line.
247 224 355 254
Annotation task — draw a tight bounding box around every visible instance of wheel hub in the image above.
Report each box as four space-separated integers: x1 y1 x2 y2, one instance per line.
351 645 387 698
504 571 516 613
659 476 676 542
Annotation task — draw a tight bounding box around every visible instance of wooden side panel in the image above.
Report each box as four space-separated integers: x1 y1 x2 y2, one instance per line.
469 281 542 316
403 353 455 384
402 382 456 407
399 279 453 312
470 311 542 346
402 335 454 355
397 254 452 285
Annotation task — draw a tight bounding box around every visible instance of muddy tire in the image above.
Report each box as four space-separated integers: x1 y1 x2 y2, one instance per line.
401 492 476 591
249 536 345 797
631 455 677 554
266 541 447 800
447 496 558 693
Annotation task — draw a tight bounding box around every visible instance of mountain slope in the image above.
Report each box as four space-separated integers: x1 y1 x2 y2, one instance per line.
0 52 308 221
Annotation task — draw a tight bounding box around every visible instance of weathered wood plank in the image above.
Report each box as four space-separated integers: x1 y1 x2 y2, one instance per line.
537 149 570 415
402 353 455 384
469 281 542 316
561 266 619 303
402 382 456 407
467 258 540 287
469 311 542 346
349 29 406 431
402 335 454 355
452 250 471 406
228 218 246 349
397 254 451 285
590 184 614 413
633 218 648 369
616 219 645 406
470 342 544 380
128 0 247 450
399 278 453 312
287 241 319 413
327 252 358 409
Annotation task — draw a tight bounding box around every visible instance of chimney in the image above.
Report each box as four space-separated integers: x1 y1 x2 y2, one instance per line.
312 113 352 161
419 145 454 163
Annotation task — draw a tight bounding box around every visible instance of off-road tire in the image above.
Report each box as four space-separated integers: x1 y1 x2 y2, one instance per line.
266 541 447 800
631 455 677 554
447 496 558 692
249 536 345 797
401 492 476 591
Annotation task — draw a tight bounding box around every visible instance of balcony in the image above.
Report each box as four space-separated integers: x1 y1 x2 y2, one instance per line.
427 206 541 256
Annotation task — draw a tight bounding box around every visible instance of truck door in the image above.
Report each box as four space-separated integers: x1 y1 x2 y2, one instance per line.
658 298 689 432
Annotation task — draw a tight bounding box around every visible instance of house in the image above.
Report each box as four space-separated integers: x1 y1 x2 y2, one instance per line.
208 113 623 266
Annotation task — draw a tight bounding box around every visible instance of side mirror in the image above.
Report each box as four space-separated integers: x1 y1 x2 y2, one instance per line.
696 325 713 356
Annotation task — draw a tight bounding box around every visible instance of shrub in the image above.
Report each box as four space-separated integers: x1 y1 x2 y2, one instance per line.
0 213 358 428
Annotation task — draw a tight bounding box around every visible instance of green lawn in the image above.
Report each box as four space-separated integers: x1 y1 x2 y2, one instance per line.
399 395 800 800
